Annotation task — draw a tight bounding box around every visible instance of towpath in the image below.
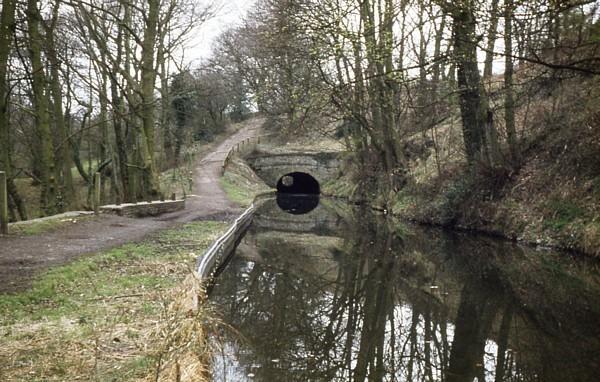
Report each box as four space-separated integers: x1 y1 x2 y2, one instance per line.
0 119 262 292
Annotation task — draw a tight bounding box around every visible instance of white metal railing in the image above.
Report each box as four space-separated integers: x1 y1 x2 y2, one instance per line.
196 204 255 279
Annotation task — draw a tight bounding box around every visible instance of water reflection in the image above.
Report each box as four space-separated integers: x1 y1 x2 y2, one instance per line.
276 194 320 215
210 197 600 381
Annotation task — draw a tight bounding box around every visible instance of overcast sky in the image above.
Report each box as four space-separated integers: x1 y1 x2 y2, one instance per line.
186 0 256 65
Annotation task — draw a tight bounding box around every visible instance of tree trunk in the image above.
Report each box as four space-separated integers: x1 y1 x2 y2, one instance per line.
46 0 76 210
483 0 500 80
0 0 16 177
158 44 172 169
451 1 489 165
0 0 16 179
0 0 27 220
108 11 132 202
431 10 447 175
417 0 429 137
98 62 111 202
360 0 403 200
139 0 161 198
504 0 518 164
27 0 56 215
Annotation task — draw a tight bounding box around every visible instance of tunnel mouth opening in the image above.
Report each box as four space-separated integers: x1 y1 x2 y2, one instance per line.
276 172 320 195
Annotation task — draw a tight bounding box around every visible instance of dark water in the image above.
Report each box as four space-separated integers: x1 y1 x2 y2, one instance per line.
209 196 600 382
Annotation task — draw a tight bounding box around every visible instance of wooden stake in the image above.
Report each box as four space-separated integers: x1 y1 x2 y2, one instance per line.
0 171 7 234
94 172 101 215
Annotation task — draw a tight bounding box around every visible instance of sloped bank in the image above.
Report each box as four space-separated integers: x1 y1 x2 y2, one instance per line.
322 130 600 258
219 125 599 257
221 148 599 258
0 221 227 381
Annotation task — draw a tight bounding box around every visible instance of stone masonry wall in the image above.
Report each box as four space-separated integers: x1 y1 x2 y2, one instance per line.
100 200 185 218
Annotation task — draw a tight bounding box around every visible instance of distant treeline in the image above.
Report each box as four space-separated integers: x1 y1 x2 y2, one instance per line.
0 0 252 220
210 0 600 201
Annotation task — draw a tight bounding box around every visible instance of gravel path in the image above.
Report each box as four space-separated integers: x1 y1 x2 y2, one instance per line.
0 119 263 293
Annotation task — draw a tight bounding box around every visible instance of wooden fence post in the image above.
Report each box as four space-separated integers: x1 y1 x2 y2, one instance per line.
94 172 101 215
0 171 8 234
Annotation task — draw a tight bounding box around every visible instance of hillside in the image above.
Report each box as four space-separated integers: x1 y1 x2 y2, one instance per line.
323 75 600 256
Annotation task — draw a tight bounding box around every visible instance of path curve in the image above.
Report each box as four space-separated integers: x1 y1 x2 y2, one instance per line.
0 119 263 292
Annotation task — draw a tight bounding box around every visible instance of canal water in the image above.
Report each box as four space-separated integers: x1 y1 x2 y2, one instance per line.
209 195 600 381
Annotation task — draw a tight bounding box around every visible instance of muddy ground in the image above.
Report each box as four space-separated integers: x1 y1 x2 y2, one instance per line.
0 119 262 292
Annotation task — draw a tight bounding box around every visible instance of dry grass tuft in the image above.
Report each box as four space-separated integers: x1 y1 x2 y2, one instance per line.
146 275 218 382
0 221 228 381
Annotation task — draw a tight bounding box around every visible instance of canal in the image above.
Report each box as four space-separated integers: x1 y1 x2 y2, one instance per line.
209 195 600 381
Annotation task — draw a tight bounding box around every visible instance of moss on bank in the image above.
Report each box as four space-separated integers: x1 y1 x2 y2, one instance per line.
0 221 227 381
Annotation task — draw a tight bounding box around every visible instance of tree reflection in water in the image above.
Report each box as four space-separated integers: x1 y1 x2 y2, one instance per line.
210 197 600 382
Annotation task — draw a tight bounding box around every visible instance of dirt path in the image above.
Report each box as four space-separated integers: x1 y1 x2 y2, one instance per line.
0 119 263 293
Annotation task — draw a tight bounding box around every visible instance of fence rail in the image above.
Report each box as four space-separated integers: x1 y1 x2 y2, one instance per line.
196 204 255 280
197 132 277 278
0 171 7 235
222 133 275 175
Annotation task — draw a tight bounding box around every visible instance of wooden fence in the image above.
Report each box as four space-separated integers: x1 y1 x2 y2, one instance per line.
222 134 274 175
0 171 7 234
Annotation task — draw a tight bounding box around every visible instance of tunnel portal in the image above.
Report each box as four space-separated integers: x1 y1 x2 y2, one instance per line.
276 172 320 195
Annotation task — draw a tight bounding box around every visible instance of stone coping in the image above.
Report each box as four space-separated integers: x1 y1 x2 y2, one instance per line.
100 199 185 218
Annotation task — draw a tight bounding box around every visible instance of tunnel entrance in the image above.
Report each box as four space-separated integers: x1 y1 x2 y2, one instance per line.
276 172 320 195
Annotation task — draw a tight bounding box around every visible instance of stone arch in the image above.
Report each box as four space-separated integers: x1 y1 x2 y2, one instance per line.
276 172 320 194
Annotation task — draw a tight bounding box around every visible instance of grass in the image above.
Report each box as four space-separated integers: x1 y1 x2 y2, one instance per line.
220 156 271 207
220 175 254 207
8 214 93 236
0 221 227 381
543 198 586 231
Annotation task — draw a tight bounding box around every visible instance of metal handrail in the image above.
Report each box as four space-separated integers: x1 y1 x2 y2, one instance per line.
222 133 276 174
196 204 255 279
200 131 275 278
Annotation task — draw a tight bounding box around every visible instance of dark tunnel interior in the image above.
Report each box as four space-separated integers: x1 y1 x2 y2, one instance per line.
276 172 320 195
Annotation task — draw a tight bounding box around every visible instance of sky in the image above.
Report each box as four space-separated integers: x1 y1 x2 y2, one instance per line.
186 0 257 65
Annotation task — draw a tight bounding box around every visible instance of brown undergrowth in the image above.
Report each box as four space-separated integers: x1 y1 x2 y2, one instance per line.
398 77 599 256
0 221 227 381
324 76 600 257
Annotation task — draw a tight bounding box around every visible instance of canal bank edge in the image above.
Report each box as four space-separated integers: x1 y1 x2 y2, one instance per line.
217 129 599 258
225 149 598 258
320 171 600 258
197 204 255 280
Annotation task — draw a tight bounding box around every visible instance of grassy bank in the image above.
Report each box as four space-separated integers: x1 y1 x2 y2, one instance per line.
220 156 271 207
0 221 227 381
